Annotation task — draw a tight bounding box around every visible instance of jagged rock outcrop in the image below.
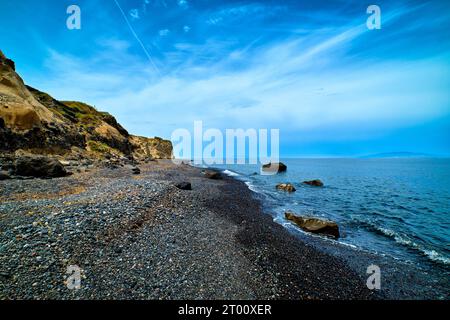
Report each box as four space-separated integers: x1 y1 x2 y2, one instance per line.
0 51 86 153
0 51 62 131
129 135 173 160
0 50 173 161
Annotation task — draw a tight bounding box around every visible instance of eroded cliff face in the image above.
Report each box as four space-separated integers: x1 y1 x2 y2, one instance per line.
0 51 85 153
129 136 173 160
0 51 62 131
0 50 172 160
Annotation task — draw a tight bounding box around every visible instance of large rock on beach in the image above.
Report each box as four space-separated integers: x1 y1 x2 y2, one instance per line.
175 182 192 190
203 170 222 180
285 211 340 239
12 156 68 178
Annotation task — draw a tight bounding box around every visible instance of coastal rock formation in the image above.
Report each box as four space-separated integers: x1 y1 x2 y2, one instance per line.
285 211 340 239
262 162 287 173
0 51 61 131
276 183 296 192
129 135 173 161
12 155 69 178
303 179 324 187
0 50 173 163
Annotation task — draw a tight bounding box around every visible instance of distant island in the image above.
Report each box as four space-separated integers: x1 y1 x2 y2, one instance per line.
360 152 434 159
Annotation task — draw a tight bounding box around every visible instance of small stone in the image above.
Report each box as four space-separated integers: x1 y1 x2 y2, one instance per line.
0 171 11 180
175 182 192 190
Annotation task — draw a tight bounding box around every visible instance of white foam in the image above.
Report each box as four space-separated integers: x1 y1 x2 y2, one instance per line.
244 181 259 193
422 249 450 265
223 169 240 177
377 227 450 265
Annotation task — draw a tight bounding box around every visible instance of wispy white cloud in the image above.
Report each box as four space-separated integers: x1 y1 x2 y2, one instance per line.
36 16 450 142
25 1 450 153
159 29 170 37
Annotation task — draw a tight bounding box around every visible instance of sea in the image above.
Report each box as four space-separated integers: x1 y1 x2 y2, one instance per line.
203 158 450 298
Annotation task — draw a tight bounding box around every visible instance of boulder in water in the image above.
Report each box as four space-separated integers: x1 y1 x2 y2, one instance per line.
285 211 340 239
303 179 324 187
262 162 287 173
276 183 296 192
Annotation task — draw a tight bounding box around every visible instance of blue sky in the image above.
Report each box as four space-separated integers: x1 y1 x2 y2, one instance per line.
1 0 449 157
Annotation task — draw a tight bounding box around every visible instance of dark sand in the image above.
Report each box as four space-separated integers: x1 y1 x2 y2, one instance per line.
0 161 374 299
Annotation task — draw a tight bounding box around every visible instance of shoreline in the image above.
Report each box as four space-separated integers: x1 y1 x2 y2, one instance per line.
0 161 377 299
216 166 450 300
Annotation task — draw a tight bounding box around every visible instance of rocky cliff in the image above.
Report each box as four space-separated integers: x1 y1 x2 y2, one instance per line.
0 50 172 161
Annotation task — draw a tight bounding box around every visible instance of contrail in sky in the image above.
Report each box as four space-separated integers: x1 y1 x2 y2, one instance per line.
113 0 161 77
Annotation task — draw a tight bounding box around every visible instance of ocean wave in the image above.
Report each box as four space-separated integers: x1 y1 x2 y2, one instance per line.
222 169 240 177
375 227 450 265
244 181 261 194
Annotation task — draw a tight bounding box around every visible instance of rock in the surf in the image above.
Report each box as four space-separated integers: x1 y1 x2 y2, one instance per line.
276 183 296 192
262 162 287 173
303 179 324 187
285 211 340 239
